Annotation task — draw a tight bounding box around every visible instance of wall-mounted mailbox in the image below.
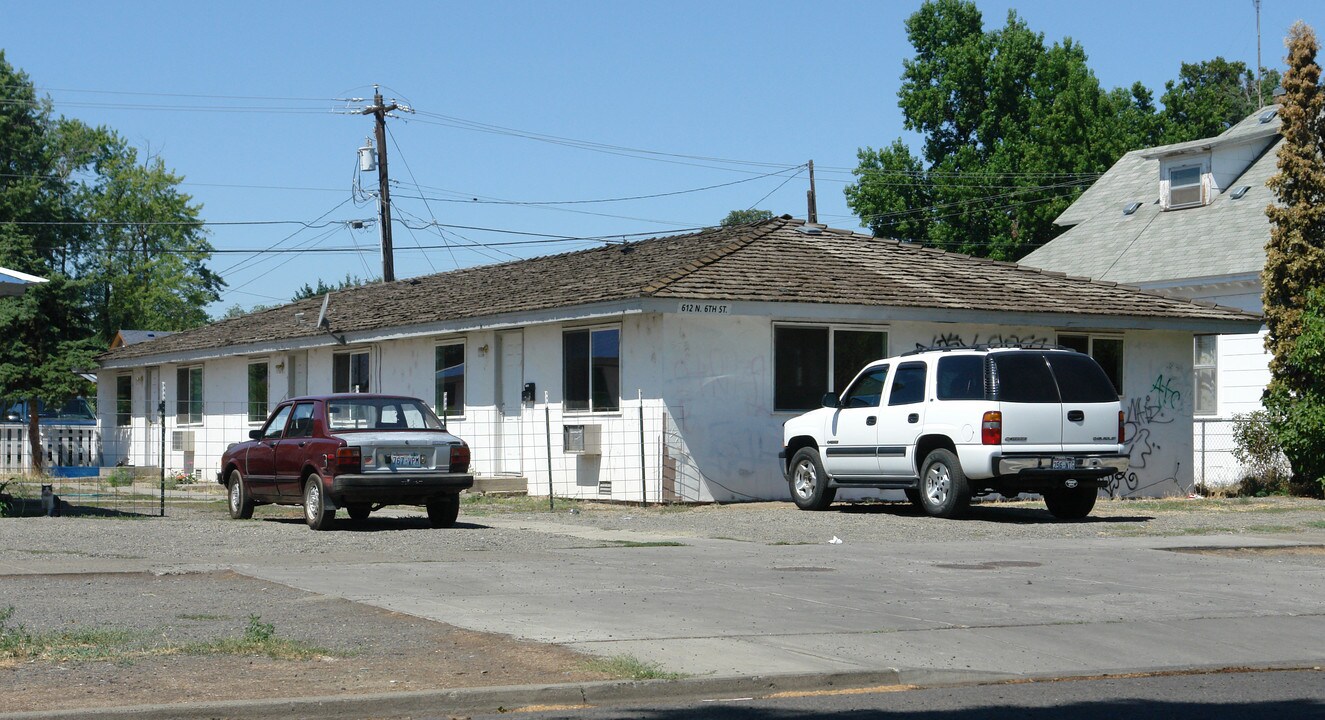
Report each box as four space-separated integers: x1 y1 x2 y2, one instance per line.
563 424 602 455
522 382 536 403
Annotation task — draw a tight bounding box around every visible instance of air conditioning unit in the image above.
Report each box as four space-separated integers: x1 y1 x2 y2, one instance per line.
563 424 601 455
171 430 195 452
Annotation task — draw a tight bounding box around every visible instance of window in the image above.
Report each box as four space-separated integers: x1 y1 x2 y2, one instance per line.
1194 335 1217 415
1058 334 1123 396
937 356 985 400
840 365 889 408
115 375 132 427
773 325 887 411
435 342 465 416
333 350 370 393
247 361 268 423
1045 354 1120 403
261 404 293 440
175 366 203 424
1167 165 1204 208
286 402 316 438
993 353 1060 403
888 362 927 406
564 327 619 412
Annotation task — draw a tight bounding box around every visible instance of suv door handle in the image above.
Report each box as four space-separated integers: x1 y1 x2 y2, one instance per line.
908 413 919 423
1067 410 1085 422
866 416 876 426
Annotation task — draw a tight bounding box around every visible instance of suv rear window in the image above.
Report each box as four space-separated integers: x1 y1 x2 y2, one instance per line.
991 353 1060 403
1046 353 1119 402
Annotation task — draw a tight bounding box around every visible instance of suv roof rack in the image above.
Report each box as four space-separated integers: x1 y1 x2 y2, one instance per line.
904 341 1077 356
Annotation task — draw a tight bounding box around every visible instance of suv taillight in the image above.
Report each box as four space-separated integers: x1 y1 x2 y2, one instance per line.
449 443 471 473
1118 410 1126 443
981 411 1002 445
334 446 361 475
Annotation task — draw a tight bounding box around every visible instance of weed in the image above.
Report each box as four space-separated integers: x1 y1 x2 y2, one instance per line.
177 613 227 621
585 654 684 680
105 469 134 488
1246 524 1299 534
1305 521 1325 529
602 540 685 548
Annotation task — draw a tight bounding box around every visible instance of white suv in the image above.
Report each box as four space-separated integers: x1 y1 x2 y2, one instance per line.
780 346 1129 519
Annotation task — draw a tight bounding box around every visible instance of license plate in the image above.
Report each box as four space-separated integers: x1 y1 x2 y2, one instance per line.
1051 457 1076 470
386 453 424 468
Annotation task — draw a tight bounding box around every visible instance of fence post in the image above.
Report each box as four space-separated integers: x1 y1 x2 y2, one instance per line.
544 391 554 512
159 399 166 517
1200 419 1207 490
638 389 647 507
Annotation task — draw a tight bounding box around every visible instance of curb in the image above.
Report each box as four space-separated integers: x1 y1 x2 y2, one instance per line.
2 664 1317 720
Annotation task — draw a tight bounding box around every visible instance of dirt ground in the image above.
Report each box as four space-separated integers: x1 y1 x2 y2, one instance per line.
0 571 612 714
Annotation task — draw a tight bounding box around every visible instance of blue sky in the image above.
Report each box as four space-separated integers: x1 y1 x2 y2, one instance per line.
4 1 1319 316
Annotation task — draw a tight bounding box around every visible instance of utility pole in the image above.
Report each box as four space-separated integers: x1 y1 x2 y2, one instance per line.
806 160 818 224
362 86 400 282
1255 0 1264 107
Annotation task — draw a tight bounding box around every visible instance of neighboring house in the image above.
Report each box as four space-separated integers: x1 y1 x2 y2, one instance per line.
109 329 178 351
95 217 1258 501
1021 105 1283 487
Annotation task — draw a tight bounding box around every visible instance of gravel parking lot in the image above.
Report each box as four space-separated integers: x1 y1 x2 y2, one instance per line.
1 494 1322 714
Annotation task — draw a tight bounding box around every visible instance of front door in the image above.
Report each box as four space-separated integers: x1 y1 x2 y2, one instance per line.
877 361 928 477
275 401 317 498
824 364 889 478
246 403 292 501
496 331 525 474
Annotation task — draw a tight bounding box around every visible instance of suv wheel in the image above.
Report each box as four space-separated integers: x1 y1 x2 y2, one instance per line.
1044 486 1097 519
919 449 971 519
304 474 335 531
227 470 254 520
788 447 836 511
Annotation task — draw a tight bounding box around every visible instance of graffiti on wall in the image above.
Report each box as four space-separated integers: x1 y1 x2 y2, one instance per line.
1109 366 1187 498
925 332 1050 349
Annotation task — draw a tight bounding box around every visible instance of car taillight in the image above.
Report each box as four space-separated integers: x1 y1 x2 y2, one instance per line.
981 411 1002 445
1118 410 1126 443
449 443 471 473
335 446 361 475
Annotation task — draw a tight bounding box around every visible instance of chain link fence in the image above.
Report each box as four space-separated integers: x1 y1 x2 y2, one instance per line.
1194 415 1290 491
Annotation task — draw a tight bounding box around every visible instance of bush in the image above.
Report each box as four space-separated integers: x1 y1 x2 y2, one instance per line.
1232 411 1292 495
105 469 134 488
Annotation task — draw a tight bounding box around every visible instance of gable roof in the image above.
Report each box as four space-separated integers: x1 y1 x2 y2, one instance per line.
109 330 178 350
1024 107 1280 285
98 217 1259 365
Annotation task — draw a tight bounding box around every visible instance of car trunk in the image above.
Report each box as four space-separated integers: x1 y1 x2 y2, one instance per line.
331 431 460 472
990 352 1121 455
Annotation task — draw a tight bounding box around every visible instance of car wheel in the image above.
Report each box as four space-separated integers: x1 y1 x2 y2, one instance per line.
426 495 460 528
919 449 971 519
347 503 371 522
903 488 923 508
1044 486 1098 520
303 474 335 530
227 470 254 520
788 447 836 511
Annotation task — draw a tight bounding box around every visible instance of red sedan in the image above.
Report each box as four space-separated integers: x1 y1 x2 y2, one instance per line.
219 394 473 530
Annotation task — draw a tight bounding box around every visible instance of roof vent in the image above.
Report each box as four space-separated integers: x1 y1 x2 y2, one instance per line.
1258 109 1278 124
795 226 823 235
1123 201 1142 216
1231 185 1252 199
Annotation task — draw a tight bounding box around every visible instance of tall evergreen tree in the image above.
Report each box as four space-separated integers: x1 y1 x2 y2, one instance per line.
1262 22 1325 490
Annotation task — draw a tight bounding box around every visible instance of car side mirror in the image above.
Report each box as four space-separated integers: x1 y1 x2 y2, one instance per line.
248 429 262 440
821 392 840 409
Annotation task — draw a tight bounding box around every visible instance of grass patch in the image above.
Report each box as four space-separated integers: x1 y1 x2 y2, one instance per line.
1246 524 1299 534
769 541 815 546
0 609 333 664
602 540 685 548
176 613 228 621
1305 521 1325 529
461 494 588 515
585 654 684 680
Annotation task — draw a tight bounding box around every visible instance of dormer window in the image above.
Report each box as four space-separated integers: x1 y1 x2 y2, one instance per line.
1166 164 1205 209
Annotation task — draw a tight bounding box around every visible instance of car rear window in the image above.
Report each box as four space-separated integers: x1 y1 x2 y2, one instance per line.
991 353 1060 403
1046 353 1120 402
937 356 985 400
327 398 444 431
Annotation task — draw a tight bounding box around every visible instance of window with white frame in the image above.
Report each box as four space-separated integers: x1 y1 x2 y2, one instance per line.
247 361 269 423
115 375 132 427
1057 334 1123 396
435 341 465 416
1167 164 1205 209
333 350 370 393
774 325 887 411
1194 335 1217 416
563 326 619 412
175 366 203 425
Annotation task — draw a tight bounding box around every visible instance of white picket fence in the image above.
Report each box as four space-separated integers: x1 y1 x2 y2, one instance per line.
0 424 101 473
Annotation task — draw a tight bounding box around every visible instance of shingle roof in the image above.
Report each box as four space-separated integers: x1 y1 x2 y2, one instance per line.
1029 107 1280 284
99 217 1259 364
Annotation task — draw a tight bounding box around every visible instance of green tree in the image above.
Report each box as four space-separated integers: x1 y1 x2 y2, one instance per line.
1262 22 1325 492
719 209 774 226
1159 58 1282 143
291 273 376 301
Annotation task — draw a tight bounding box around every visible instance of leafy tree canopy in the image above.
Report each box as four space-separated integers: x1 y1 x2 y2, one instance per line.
720 209 775 226
291 273 378 302
847 0 1283 261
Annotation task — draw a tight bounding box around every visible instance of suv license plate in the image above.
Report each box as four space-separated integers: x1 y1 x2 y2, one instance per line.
1051 457 1076 470
387 453 424 468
